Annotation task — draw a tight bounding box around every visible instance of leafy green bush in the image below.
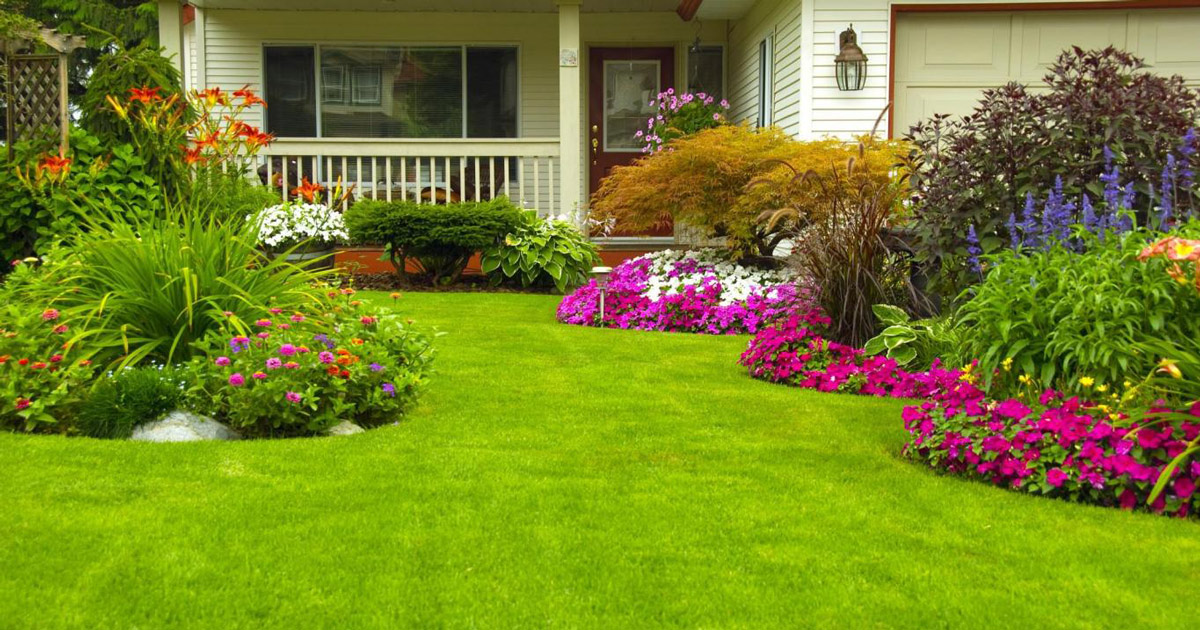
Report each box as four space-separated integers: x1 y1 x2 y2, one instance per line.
862 305 965 370
79 41 185 144
78 366 185 439
905 46 1200 290
1 127 162 263
958 226 1200 395
481 211 600 293
344 198 522 285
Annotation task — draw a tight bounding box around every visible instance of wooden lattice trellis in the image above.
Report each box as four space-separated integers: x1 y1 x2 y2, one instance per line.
6 54 63 151
2 29 84 158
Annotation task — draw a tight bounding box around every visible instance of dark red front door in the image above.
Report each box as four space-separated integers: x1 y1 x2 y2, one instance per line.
588 47 675 237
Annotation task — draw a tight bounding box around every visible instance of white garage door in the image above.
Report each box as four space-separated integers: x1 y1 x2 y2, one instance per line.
893 8 1200 134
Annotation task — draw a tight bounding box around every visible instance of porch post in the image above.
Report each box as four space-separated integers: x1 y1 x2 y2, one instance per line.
157 1 183 79
556 0 583 223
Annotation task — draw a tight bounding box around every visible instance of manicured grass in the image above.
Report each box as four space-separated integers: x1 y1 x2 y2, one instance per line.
2 292 1198 628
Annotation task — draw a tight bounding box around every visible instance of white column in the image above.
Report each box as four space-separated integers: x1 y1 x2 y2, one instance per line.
157 1 183 79
556 0 583 223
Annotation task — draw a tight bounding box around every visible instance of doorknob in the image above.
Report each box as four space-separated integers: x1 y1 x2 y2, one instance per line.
591 136 599 165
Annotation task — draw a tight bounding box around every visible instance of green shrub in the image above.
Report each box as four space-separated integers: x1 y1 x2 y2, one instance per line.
79 41 185 145
344 198 522 285
78 366 185 439
905 47 1200 291
1 127 162 263
481 211 600 293
957 226 1200 396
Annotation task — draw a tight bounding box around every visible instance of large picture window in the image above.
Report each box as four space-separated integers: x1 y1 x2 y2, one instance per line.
263 44 519 139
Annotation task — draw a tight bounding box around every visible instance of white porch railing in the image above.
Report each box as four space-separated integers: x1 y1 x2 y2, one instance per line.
254 138 562 215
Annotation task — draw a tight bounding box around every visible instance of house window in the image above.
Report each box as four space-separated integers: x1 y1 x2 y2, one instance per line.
687 45 724 99
263 44 518 139
758 35 774 127
263 46 316 137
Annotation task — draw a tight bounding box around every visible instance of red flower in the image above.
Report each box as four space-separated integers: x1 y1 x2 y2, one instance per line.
79 360 92 367
129 86 163 104
52 324 68 334
192 133 220 150
243 130 275 149
326 365 340 376
42 308 60 321
17 358 29 366
183 146 206 165
0 355 8 364
339 369 351 379
290 177 325 203
197 87 230 107
31 362 47 370
15 398 30 411
233 86 266 107
36 155 72 178
49 354 63 363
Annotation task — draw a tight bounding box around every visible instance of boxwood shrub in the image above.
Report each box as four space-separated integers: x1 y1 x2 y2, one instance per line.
344 198 522 285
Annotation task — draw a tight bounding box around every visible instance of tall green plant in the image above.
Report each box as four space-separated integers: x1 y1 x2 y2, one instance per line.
80 40 184 144
16 208 333 368
957 228 1200 395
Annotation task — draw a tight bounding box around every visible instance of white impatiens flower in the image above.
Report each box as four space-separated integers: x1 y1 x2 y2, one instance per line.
637 249 796 306
251 202 349 249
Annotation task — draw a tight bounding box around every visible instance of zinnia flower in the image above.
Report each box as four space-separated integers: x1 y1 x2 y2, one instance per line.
41 309 59 321
319 351 335 364
15 398 31 410
279 344 297 356
215 356 231 367
265 358 282 370
229 373 246 387
53 325 68 334
285 391 301 404
255 319 273 328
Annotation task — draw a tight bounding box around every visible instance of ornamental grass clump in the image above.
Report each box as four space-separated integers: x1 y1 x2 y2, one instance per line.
556 249 812 335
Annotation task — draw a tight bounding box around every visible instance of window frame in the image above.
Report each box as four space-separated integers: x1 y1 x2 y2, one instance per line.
758 35 774 128
261 41 522 139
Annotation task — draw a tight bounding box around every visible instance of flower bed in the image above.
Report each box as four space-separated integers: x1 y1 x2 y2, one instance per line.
740 311 1200 518
556 249 811 335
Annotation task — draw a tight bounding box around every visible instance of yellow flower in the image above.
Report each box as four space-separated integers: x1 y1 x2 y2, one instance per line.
1096 384 1108 393
1123 380 1133 389
1078 376 1095 388
1018 374 1034 385
1158 359 1183 380
1001 357 1013 371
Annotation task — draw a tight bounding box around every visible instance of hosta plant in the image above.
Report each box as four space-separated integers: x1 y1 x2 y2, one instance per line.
862 304 966 370
481 211 600 293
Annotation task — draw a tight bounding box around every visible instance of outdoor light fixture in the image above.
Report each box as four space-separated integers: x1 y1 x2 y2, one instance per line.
591 266 613 321
834 24 868 92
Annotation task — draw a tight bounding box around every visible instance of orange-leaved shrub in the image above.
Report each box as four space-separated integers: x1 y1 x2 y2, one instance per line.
589 124 907 256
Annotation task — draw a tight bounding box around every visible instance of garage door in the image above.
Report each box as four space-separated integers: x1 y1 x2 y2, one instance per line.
893 8 1200 134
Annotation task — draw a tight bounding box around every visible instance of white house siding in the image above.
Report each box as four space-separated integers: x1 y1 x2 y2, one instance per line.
727 0 805 136
805 0 1200 139
194 9 727 210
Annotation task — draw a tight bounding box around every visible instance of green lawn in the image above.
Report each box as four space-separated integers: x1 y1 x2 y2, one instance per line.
2 292 1197 629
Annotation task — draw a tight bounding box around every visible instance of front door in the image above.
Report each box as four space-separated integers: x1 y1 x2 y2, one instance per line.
588 47 675 236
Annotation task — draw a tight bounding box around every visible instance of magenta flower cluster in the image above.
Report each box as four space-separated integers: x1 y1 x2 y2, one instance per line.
556 251 813 335
739 310 1200 517
738 310 971 399
637 89 730 154
904 390 1200 518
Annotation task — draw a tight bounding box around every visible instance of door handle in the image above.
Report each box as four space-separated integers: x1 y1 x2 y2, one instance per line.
591 126 599 164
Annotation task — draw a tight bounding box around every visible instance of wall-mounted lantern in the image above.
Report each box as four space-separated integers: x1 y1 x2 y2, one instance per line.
834 24 868 92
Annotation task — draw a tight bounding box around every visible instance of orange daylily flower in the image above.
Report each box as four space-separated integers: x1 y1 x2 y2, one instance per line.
291 177 325 203
128 86 162 104
37 153 72 178
233 86 266 107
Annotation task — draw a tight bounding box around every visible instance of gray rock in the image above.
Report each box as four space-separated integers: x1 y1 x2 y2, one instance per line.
325 420 366 436
130 411 241 443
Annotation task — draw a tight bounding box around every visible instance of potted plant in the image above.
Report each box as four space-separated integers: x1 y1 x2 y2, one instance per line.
251 200 348 269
